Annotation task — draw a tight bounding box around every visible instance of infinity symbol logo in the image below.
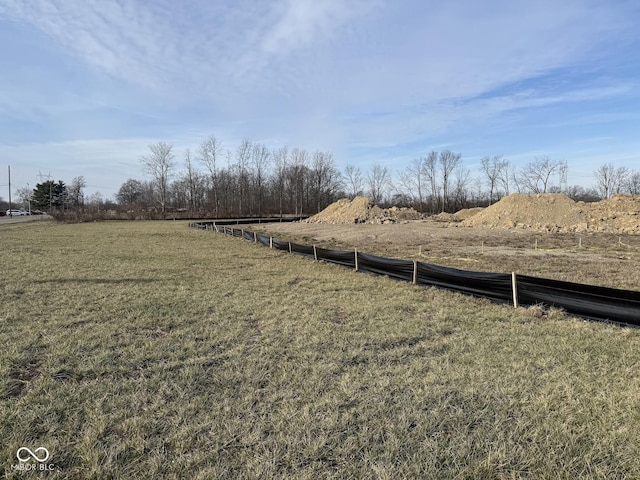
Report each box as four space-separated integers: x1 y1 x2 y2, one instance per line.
16 447 50 462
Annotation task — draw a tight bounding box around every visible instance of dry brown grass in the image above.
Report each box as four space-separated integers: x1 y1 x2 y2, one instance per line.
2 220 640 479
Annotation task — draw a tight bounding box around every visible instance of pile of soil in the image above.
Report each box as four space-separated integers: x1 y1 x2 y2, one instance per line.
430 212 458 222
583 195 640 234
461 194 585 232
460 193 640 234
454 207 485 220
305 196 423 224
432 207 484 222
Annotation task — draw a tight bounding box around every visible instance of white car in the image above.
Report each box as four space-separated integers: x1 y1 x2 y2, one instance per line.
6 209 27 216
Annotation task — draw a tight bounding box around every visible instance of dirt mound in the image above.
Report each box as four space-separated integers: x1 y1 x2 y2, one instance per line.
305 196 423 224
583 194 640 234
461 193 587 232
430 207 484 223
460 193 640 234
430 212 458 222
454 207 484 220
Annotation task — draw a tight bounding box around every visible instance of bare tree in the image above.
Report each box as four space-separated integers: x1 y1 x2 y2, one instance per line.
439 150 462 212
626 170 640 195
234 139 252 216
451 167 472 211
398 157 426 211
344 165 364 199
367 164 390 205
497 159 511 196
272 146 288 217
565 185 600 202
69 176 86 211
140 142 175 215
116 178 145 208
311 151 342 213
252 143 270 216
86 191 104 214
424 151 440 213
517 156 564 194
593 163 629 199
613 167 629 196
481 155 507 204
288 148 309 216
182 149 203 212
14 186 32 211
199 135 223 216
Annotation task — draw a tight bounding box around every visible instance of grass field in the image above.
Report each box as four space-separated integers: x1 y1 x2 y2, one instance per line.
2 220 640 479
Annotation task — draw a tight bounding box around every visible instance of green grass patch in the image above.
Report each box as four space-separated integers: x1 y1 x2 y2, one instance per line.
1 221 640 479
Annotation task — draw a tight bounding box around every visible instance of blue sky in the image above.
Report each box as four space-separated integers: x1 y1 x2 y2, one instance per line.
1 0 639 200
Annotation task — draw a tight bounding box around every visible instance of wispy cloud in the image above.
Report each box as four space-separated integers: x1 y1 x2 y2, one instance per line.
1 0 639 194
2 1 634 111
261 0 374 55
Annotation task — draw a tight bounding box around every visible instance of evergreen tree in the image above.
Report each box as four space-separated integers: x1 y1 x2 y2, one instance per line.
32 180 67 211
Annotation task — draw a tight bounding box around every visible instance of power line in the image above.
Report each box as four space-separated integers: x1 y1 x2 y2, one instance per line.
86 185 119 191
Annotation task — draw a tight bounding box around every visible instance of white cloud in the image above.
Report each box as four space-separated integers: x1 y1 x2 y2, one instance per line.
1 137 160 197
1 0 639 189
1 0 632 111
261 0 373 55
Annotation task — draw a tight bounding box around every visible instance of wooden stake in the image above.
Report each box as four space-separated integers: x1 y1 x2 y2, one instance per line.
355 248 358 271
288 241 292 254
270 237 273 249
413 260 417 284
511 272 519 308
313 245 317 261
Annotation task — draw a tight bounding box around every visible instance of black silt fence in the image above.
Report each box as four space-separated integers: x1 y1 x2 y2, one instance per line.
256 233 271 247
516 275 640 325
415 263 513 305
290 242 315 257
356 252 415 283
192 221 640 327
315 247 356 269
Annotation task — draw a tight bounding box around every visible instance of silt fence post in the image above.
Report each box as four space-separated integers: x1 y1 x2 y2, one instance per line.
512 272 519 308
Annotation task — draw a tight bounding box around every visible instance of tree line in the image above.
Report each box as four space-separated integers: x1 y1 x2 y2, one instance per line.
5 136 639 218
125 137 640 217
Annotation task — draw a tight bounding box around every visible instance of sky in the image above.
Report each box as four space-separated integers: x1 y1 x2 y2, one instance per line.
1 0 639 201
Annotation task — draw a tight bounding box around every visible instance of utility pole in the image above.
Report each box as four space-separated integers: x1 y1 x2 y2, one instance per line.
8 165 12 216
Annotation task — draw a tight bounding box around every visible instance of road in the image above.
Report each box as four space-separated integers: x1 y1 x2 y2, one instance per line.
0 215 51 226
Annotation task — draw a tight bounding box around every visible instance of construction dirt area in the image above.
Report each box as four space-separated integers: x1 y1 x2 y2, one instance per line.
250 194 640 291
